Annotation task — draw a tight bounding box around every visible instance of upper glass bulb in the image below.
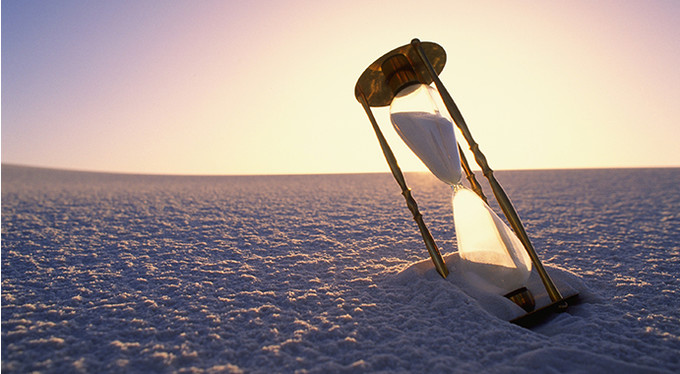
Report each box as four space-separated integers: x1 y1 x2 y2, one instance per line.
389 84 463 186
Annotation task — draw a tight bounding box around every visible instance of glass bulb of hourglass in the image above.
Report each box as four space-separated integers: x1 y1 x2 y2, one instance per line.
389 84 463 186
452 186 533 298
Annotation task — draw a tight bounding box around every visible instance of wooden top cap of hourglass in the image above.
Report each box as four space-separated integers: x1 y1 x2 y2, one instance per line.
355 40 446 107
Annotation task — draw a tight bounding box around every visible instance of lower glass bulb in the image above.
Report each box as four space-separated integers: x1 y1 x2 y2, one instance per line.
452 186 532 296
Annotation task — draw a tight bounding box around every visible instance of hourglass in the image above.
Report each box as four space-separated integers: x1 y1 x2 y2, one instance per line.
355 39 577 322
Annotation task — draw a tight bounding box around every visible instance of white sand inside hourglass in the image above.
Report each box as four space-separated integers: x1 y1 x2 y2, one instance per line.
391 111 463 185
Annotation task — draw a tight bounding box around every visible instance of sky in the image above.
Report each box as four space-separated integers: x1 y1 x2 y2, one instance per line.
2 0 679 175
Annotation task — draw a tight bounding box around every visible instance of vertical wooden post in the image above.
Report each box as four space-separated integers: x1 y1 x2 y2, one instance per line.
357 88 449 278
458 145 487 203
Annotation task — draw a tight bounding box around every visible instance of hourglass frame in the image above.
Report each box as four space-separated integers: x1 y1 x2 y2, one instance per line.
355 39 577 324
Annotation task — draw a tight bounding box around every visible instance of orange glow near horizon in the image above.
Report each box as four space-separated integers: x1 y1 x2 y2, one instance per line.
3 1 680 175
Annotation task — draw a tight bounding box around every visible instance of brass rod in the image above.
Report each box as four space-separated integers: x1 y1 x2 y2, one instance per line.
458 144 487 203
358 89 449 278
411 39 564 302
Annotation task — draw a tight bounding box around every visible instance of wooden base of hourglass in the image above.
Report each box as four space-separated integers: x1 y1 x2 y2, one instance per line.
505 287 536 313
510 293 581 328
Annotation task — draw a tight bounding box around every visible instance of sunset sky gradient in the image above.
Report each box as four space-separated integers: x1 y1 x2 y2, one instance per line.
3 0 679 175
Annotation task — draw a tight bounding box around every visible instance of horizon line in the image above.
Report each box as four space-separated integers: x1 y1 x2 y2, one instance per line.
3 162 679 179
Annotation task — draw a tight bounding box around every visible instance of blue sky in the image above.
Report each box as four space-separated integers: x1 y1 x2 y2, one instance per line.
3 0 680 174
